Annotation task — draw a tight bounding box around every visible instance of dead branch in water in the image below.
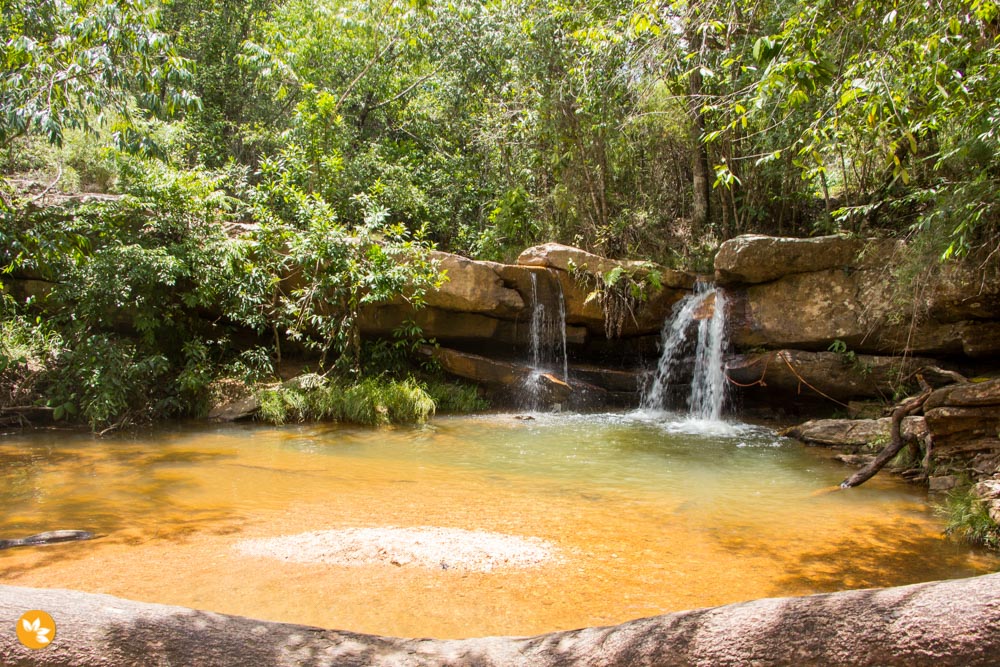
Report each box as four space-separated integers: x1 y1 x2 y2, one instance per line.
840 376 932 489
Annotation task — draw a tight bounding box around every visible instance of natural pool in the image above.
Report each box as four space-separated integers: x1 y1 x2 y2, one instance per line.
2 412 998 639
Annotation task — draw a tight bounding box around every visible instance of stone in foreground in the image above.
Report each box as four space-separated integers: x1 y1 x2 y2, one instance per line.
3 574 1000 666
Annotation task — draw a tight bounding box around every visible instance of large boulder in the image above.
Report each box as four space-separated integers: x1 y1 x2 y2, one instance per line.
718 236 1000 357
515 244 694 336
4 575 1000 666
714 234 867 285
425 251 525 318
517 243 694 289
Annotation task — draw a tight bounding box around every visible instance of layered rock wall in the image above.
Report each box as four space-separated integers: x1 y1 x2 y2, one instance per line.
717 235 1000 410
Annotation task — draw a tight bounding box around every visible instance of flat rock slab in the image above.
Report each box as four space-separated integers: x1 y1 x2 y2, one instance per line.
783 417 927 447
4 573 1000 665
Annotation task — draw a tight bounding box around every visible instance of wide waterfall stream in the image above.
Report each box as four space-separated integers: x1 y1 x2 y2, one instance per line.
2 415 998 638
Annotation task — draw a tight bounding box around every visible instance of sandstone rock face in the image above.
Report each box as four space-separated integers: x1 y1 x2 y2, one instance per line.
517 242 695 290
973 477 1000 523
515 243 693 335
924 379 1000 455
726 350 936 401
419 346 573 406
725 266 1000 357
5 575 1000 666
783 417 927 448
426 251 525 317
714 234 867 285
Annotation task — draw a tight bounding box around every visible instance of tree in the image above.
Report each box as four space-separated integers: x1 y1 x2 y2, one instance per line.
0 0 198 152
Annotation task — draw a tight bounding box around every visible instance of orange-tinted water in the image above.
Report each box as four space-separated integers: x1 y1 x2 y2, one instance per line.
1 413 997 638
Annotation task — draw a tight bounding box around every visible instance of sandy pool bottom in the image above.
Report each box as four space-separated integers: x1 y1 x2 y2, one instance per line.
2 471 993 640
2 419 998 639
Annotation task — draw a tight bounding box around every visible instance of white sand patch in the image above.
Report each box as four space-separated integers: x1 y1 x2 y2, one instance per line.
234 527 559 572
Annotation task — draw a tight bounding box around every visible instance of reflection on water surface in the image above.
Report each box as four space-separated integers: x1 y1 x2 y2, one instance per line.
1 412 997 638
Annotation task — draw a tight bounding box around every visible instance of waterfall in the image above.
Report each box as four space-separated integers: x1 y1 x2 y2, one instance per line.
522 271 570 410
641 284 729 420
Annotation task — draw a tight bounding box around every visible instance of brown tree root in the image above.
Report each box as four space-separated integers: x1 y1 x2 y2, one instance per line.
840 379 932 489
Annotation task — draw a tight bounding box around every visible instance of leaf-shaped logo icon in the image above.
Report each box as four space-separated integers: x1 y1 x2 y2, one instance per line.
16 610 56 650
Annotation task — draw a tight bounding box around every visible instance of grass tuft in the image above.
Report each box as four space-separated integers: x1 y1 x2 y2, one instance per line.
940 484 1000 549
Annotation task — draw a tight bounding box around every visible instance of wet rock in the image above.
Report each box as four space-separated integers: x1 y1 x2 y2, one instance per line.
207 395 260 422
568 364 644 394
835 454 876 467
419 346 573 405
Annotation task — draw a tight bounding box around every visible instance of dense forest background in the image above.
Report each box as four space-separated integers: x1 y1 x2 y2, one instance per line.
2 0 999 429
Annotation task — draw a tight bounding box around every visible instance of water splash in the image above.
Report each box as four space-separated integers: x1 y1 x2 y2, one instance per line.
641 284 729 421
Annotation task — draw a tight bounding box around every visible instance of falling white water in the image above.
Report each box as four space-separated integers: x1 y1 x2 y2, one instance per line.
557 283 569 382
640 284 729 421
689 289 728 420
522 271 570 410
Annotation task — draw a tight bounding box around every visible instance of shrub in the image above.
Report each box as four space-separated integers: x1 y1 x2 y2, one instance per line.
255 376 436 427
421 379 488 413
940 485 1000 550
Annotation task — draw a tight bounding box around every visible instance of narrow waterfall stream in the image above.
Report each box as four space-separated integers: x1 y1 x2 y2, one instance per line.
642 284 729 420
522 271 570 410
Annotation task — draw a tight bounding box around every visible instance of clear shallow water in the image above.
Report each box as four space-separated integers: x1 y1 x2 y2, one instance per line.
1 413 997 638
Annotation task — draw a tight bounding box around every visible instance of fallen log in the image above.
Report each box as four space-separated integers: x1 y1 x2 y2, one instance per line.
3 574 1000 666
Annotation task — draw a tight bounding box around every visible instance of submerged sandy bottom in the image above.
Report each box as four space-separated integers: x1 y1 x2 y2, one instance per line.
235 527 559 572
2 415 999 639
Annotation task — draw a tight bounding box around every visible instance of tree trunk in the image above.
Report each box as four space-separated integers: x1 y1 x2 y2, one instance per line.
689 66 711 235
3 576 1000 666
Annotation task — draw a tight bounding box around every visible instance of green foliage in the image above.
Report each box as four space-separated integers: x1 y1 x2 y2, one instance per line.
828 339 857 365
253 161 442 372
580 262 664 339
0 0 199 152
46 334 171 430
941 484 1000 549
0 314 62 410
421 378 488 413
256 375 437 426
667 0 1000 251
